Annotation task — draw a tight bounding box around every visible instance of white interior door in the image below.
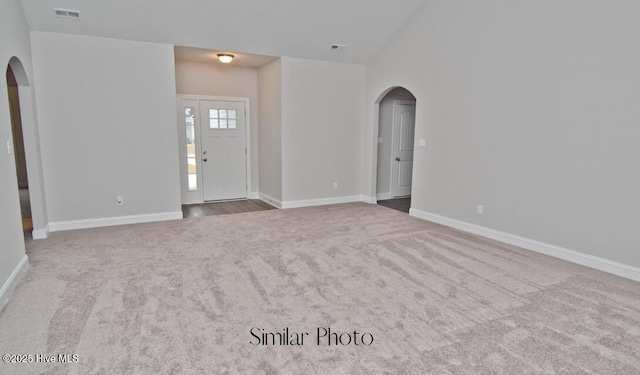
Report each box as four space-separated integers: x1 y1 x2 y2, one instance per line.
391 102 416 197
199 100 247 201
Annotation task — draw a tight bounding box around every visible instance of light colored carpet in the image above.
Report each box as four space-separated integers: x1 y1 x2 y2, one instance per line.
1 203 639 374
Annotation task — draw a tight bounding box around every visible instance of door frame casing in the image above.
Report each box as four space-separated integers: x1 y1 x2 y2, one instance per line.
177 95 251 204
390 100 416 198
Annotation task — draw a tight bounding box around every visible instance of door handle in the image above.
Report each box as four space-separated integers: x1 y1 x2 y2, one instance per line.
203 158 208 162
396 157 401 161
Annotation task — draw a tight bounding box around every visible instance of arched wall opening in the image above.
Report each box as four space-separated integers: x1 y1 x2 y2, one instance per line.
5 56 48 239
6 63 32 233
372 86 417 213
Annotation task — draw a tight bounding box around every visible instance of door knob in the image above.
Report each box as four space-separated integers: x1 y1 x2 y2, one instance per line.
203 151 207 155
396 157 401 161
203 158 208 162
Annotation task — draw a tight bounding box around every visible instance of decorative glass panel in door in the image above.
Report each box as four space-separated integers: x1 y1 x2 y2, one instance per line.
185 107 197 191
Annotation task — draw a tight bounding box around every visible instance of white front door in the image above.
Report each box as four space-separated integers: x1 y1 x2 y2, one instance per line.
199 100 247 201
391 102 416 197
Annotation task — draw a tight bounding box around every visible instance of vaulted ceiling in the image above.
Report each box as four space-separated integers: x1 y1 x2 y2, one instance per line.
19 0 426 64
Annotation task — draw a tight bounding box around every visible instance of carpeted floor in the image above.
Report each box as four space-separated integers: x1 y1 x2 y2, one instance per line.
1 203 639 374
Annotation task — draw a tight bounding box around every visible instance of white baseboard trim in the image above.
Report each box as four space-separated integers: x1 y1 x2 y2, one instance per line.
248 192 259 199
361 195 377 204
410 208 640 282
0 255 29 313
49 211 184 232
258 193 283 209
32 224 50 240
376 193 392 201
281 195 364 209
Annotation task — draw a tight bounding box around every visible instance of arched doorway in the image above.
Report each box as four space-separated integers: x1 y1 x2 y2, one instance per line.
374 87 416 213
6 64 32 233
5 57 48 239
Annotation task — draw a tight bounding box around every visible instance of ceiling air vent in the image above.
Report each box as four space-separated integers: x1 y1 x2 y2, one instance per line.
54 8 81 20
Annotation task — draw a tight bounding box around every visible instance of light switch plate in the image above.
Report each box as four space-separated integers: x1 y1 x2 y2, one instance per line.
419 139 426 147
7 141 12 155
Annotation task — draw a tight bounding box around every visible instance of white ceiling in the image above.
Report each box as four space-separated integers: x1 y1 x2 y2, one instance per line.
19 0 426 64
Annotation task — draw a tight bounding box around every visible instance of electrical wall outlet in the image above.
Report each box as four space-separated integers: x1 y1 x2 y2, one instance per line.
333 182 338 189
477 205 483 214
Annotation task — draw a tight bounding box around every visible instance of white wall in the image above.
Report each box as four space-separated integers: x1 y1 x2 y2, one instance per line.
376 87 416 197
365 0 640 269
0 0 33 310
175 60 259 195
31 32 182 226
257 59 282 204
281 57 366 204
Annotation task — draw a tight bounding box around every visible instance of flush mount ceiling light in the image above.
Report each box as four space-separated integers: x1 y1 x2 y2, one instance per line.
217 54 234 64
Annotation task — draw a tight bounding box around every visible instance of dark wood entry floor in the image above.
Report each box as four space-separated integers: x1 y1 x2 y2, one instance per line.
20 188 32 232
377 197 411 213
182 199 277 218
